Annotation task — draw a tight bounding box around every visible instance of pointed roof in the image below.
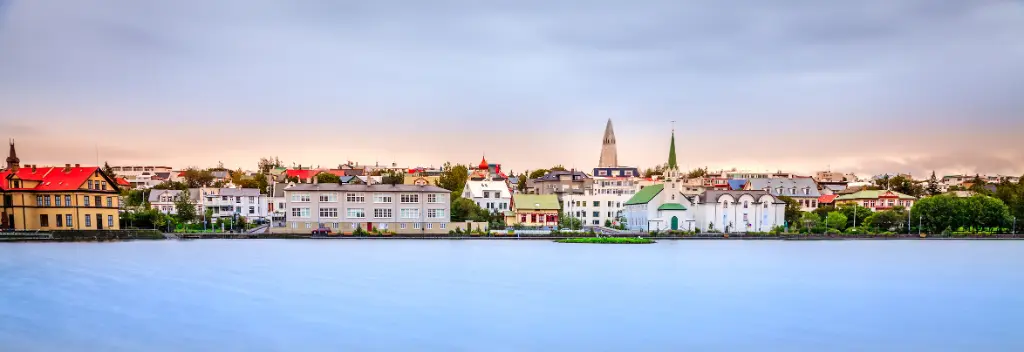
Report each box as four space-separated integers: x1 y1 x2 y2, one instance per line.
6 139 19 167
598 119 619 168
667 130 678 170
478 156 488 170
602 119 616 145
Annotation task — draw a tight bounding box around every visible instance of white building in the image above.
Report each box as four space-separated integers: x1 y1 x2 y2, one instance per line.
148 187 268 222
461 179 512 213
281 183 456 234
746 177 822 211
111 165 174 189
561 177 639 226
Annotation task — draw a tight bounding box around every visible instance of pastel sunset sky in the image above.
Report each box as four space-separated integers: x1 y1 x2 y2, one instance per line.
1 0 1022 178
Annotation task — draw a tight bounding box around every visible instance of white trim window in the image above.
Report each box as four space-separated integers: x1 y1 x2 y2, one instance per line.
427 209 445 219
400 208 420 219
374 208 393 218
427 194 441 203
291 207 310 218
320 207 338 218
400 194 419 203
440 223 446 229
346 193 365 203
426 223 433 229
400 223 407 229
347 208 365 219
379 223 388 230
414 223 421 229
291 193 310 202
320 193 338 202
373 194 392 203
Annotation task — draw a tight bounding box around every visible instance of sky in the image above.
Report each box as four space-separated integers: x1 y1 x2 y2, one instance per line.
0 0 1022 178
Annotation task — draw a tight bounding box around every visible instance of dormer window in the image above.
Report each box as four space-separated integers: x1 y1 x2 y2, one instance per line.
803 188 809 195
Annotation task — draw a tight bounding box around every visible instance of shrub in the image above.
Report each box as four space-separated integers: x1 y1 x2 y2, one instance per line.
353 225 366 236
824 228 841 235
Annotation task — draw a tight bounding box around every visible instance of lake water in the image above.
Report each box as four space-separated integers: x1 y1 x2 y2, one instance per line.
1 240 1022 351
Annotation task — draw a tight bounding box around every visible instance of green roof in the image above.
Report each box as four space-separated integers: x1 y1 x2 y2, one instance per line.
835 190 916 201
667 131 678 170
512 194 560 210
625 184 663 205
657 203 687 211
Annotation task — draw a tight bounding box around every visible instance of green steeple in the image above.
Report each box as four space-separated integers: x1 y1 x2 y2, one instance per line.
667 129 678 170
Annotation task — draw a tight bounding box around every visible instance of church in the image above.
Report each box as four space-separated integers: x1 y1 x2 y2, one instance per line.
624 129 787 233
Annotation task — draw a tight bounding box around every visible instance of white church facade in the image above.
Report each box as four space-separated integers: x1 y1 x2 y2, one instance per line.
624 129 786 233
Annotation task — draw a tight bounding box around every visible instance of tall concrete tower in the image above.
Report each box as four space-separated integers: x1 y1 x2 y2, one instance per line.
598 119 618 167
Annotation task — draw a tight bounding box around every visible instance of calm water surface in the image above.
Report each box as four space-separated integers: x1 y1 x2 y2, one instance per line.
1 240 1022 351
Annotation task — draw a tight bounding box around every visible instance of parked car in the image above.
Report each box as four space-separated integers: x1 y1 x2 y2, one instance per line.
312 226 332 235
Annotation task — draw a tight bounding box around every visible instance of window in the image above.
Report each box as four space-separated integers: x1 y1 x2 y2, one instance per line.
346 193 365 203
401 194 420 203
291 208 310 218
235 197 241 204
66 214 73 227
347 208 365 218
743 201 749 209
427 194 439 203
607 201 613 207
374 208 393 218
36 196 43 206
483 191 490 198
351 223 357 229
414 223 421 229
102 183 107 191
379 223 388 230
83 196 90 207
441 223 446 229
593 211 600 218
320 193 337 202
803 188 809 195
723 202 728 208
249 196 255 203
87 180 93 189
249 206 255 214
428 209 445 218
292 222 298 229
65 195 72 205
320 208 338 218
55 195 62 207
95 196 102 207
108 215 114 228
235 206 242 213
85 214 92 227
222 196 228 201
373 194 392 203
56 214 63 227
427 223 432 229
598 170 608 176
400 223 407 229
106 197 113 207
291 193 310 202
593 201 600 207
40 214 49 227
305 223 312 229
763 202 768 209
401 208 420 219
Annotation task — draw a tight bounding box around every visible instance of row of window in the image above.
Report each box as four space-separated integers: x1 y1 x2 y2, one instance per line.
290 207 446 219
574 211 621 218
520 214 557 223
201 196 257 203
569 201 623 208
86 180 108 191
291 193 441 203
36 195 113 208
862 200 911 208
38 214 113 228
292 222 447 230
480 202 508 210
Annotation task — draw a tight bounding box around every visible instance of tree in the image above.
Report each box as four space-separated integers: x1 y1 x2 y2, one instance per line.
549 165 567 172
382 170 404 185
561 216 582 230
120 189 146 207
686 168 707 179
102 162 117 179
451 197 486 222
889 175 923 198
258 156 283 174
182 167 214 188
813 205 837 219
173 191 197 224
316 172 340 184
865 209 904 232
800 212 821 231
927 171 941 196
912 194 1012 233
516 173 527 193
436 162 469 200
837 204 873 229
253 173 268 194
825 212 848 231
528 169 550 179
152 181 188 191
778 196 802 227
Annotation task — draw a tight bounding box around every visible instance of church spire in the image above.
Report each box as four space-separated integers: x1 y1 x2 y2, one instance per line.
6 139 19 172
598 119 618 167
667 126 677 170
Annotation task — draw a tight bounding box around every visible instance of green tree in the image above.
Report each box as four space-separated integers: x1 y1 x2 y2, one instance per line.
800 212 821 231
889 175 924 198
549 165 567 172
686 168 707 179
173 192 197 224
102 162 117 179
316 172 340 184
436 163 469 201
258 156 283 174
152 181 188 191
778 196 802 227
253 173 269 194
837 204 873 229
561 216 582 230
927 171 941 196
516 173 528 192
382 170 404 185
451 197 486 222
813 205 837 219
183 167 214 188
864 210 903 232
825 212 848 231
528 169 550 179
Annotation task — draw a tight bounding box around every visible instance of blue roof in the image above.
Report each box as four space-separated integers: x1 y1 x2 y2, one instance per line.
728 179 748 190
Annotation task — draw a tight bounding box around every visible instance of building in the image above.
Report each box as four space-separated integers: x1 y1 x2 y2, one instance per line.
1 142 121 230
818 194 838 208
746 177 822 211
110 165 175 189
282 183 454 234
149 189 185 214
148 187 268 222
526 170 594 198
622 129 786 232
834 190 916 212
281 169 321 184
598 118 618 168
462 157 513 213
269 182 289 226
505 194 559 227
561 177 639 226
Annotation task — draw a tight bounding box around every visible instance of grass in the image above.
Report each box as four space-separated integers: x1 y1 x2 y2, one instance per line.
555 237 655 244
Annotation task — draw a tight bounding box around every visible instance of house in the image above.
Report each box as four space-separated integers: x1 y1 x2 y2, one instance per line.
746 177 822 211
282 169 321 183
814 171 857 183
562 177 639 226
526 170 594 199
1 142 121 230
281 183 455 234
818 194 838 208
149 189 185 214
462 157 513 213
196 187 268 222
269 182 289 226
835 190 916 211
505 194 560 227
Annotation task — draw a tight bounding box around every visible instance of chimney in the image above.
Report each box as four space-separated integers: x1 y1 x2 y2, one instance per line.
64 164 71 173
30 164 36 172
74 163 80 168
313 176 318 184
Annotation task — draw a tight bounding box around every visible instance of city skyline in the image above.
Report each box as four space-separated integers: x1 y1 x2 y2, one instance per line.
1 1 1022 177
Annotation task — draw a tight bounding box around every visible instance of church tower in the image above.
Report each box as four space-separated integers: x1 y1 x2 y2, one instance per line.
598 119 618 168
6 139 19 172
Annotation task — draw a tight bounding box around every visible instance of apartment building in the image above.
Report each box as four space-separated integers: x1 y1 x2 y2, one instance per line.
282 183 453 234
561 177 639 226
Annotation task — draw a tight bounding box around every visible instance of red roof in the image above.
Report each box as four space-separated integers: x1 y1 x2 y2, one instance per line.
286 169 321 180
0 166 108 191
818 194 838 204
478 156 488 170
115 177 131 186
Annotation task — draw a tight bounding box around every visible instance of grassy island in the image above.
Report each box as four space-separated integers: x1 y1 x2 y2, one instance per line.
555 237 655 244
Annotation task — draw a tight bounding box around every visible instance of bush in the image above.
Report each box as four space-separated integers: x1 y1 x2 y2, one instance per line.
353 225 366 236
844 227 865 235
824 228 841 235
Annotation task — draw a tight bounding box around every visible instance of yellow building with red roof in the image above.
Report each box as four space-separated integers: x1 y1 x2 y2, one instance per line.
1 141 121 230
